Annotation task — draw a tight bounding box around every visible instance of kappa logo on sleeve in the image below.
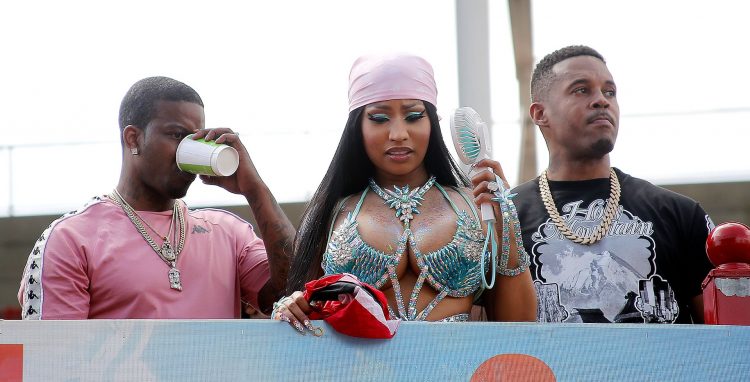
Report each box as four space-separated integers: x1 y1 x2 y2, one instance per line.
191 225 210 234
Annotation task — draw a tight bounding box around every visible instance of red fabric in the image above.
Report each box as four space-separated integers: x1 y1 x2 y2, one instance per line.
303 273 399 339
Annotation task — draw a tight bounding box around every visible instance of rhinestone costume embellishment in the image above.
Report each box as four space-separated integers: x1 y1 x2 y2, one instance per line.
368 176 436 227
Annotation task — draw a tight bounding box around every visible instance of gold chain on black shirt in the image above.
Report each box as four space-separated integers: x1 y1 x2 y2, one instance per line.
539 168 621 245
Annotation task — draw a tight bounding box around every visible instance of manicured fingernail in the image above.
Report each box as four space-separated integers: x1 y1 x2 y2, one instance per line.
304 320 314 331
293 320 305 333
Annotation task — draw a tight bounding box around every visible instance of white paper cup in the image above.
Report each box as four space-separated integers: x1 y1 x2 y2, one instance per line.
176 134 239 176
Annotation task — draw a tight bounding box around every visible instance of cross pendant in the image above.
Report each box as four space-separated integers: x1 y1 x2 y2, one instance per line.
168 264 182 291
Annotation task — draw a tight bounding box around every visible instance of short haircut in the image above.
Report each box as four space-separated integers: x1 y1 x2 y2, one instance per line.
118 76 204 143
530 45 605 102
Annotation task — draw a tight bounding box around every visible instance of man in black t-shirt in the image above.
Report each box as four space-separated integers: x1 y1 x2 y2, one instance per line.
511 45 713 324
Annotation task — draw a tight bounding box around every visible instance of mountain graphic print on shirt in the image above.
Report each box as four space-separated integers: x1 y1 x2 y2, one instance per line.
532 200 680 323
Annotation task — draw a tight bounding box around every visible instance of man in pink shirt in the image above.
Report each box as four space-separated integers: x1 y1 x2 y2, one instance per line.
18 76 294 319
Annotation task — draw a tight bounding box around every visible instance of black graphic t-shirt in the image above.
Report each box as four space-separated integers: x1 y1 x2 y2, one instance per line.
512 168 714 324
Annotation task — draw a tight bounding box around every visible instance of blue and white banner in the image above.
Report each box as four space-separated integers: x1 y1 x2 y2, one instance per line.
1 320 749 381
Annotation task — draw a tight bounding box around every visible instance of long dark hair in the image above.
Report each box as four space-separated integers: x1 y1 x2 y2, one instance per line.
287 101 469 293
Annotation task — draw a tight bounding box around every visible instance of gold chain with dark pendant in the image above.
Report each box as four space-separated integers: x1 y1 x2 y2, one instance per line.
539 168 621 245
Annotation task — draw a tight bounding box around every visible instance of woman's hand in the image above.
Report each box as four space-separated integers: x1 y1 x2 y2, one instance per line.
271 291 319 335
470 158 510 215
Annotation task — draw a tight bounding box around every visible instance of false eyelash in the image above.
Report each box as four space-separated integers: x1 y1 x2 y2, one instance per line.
405 111 425 121
368 113 390 122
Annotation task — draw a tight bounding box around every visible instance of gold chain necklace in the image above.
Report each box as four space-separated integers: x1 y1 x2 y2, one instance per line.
109 189 186 291
539 168 621 245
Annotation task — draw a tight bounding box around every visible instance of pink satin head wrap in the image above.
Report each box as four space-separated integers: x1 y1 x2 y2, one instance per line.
348 53 438 112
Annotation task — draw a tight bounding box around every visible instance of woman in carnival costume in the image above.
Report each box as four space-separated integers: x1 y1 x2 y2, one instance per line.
277 53 537 332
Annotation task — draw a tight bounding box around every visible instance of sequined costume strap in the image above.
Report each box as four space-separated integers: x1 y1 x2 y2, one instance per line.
433 183 482 223
438 313 470 322
387 307 469 322
433 183 460 215
351 187 369 218
453 187 480 221
326 195 354 243
416 290 450 321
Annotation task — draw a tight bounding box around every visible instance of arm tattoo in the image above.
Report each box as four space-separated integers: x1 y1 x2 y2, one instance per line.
246 186 295 310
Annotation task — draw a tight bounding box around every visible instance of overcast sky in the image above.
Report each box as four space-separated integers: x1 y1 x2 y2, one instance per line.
1 0 748 216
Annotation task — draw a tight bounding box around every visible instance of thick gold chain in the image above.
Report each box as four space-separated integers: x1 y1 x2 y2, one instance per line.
109 189 186 262
539 168 621 245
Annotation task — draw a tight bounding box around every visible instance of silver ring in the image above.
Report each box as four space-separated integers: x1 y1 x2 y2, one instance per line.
271 295 294 320
487 181 500 192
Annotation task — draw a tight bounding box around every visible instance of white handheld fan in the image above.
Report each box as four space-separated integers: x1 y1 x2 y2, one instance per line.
450 106 495 221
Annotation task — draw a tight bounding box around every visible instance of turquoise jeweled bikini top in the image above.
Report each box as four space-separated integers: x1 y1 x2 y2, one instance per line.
321 176 487 321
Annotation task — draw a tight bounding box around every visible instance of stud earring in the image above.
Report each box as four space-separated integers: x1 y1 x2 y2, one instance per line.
131 147 139 155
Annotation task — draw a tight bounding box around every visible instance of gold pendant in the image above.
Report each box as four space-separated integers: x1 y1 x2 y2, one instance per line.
161 241 176 261
168 265 182 291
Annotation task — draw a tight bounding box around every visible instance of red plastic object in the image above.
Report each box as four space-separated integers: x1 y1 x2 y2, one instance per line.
705 222 750 267
702 222 750 325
